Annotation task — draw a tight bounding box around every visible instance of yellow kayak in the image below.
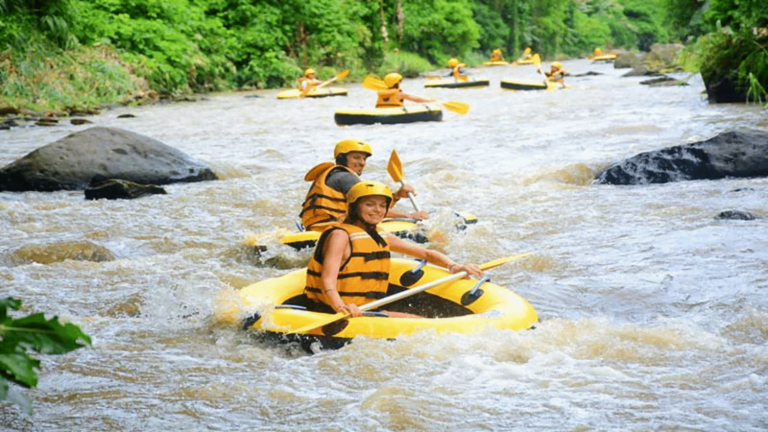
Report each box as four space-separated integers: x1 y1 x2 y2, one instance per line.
500 79 562 91
592 54 617 62
229 257 538 351
276 87 348 99
424 77 490 89
280 212 478 250
334 105 443 126
512 59 537 66
481 61 509 66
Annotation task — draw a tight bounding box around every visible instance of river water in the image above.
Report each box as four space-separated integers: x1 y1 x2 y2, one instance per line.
2 60 768 431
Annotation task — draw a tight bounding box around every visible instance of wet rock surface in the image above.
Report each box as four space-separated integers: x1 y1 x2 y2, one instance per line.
0 126 218 192
597 129 768 185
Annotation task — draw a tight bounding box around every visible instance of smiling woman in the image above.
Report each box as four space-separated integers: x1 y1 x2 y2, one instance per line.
303 181 484 319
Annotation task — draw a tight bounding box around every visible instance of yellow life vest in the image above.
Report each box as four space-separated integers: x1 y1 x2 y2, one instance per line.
452 66 468 82
299 163 357 230
298 77 317 91
376 89 403 108
305 224 391 307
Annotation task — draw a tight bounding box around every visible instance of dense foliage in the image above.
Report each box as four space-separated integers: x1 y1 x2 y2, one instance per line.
0 0 764 108
1 297 92 412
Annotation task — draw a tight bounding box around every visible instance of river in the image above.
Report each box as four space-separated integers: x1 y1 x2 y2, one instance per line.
2 59 768 431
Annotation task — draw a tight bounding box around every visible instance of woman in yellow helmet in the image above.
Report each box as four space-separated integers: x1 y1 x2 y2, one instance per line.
446 58 469 81
376 73 435 108
301 140 428 231
304 181 482 317
490 49 504 62
298 68 323 93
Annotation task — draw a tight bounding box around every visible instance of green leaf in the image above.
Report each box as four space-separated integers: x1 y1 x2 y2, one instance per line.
0 353 40 388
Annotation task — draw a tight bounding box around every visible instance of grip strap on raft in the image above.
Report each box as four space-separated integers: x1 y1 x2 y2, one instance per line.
461 275 490 306
399 259 427 287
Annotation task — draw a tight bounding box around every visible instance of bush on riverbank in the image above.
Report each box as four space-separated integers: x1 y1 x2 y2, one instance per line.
0 38 148 113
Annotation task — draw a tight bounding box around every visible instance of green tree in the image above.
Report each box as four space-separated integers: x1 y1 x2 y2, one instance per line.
1 297 91 413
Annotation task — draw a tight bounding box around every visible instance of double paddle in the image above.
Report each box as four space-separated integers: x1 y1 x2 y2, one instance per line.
300 69 349 97
289 252 532 334
362 76 470 115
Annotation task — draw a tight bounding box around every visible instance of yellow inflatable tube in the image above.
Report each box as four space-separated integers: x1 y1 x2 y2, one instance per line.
233 258 538 349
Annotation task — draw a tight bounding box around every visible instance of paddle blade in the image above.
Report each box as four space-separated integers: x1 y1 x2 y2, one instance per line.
336 69 350 80
387 149 405 183
479 252 533 271
363 76 388 91
532 53 542 65
442 101 470 115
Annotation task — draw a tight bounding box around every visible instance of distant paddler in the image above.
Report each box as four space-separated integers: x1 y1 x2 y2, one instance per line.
298 68 323 93
519 47 533 61
375 73 435 108
446 58 469 81
300 139 429 233
538 61 567 85
490 49 505 62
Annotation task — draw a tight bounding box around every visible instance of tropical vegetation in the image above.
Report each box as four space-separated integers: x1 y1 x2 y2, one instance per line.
0 0 765 111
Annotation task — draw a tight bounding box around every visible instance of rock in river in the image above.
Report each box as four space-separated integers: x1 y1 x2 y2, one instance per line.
596 129 768 185
0 126 218 192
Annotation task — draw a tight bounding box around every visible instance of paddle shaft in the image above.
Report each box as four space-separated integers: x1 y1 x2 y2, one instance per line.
396 180 421 212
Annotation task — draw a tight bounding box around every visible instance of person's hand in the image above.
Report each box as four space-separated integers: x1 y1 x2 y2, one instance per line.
394 184 415 200
449 263 483 278
408 210 430 220
335 303 362 317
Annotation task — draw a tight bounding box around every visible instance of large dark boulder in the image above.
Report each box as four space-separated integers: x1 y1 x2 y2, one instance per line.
596 129 768 185
0 126 218 192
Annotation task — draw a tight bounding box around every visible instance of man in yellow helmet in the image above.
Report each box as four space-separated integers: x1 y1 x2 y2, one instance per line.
490 49 504 62
376 73 435 108
300 139 429 232
540 61 567 84
298 68 322 93
304 181 482 317
446 58 468 81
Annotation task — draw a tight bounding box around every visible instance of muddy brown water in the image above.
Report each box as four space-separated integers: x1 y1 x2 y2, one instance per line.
2 60 768 431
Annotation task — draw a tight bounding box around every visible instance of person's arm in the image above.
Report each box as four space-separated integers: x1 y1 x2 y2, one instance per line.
320 229 362 317
400 92 435 104
387 183 429 220
387 235 482 277
326 170 361 195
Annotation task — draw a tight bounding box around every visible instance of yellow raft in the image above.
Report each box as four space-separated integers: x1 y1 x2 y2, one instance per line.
424 77 490 89
500 79 561 91
592 54 617 62
233 257 538 350
279 213 478 250
334 105 443 126
481 61 509 67
276 87 348 99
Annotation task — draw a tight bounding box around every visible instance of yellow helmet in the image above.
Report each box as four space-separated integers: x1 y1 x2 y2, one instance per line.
524 47 532 54
346 181 393 207
334 139 372 158
493 49 501 54
552 62 562 69
304 68 316 77
448 58 459 67
383 73 403 88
